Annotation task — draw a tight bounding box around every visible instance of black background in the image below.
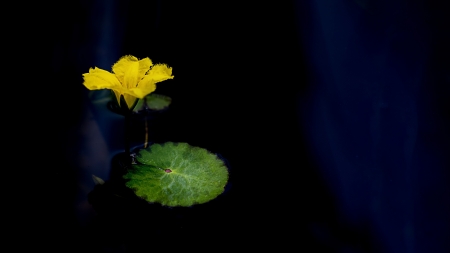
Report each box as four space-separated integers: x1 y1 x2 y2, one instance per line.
13 0 450 252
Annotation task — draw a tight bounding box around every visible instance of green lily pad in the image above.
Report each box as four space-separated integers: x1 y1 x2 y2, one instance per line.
124 142 229 207
133 93 172 112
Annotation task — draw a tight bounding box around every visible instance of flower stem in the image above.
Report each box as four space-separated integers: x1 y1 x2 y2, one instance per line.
124 113 132 165
144 117 149 148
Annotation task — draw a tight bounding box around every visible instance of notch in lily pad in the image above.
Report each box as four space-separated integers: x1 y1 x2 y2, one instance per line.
124 142 229 207
133 93 172 113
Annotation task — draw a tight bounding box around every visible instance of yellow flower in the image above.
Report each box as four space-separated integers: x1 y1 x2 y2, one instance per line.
82 55 174 109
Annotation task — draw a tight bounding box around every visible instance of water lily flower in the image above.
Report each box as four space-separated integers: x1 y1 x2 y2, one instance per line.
83 55 174 109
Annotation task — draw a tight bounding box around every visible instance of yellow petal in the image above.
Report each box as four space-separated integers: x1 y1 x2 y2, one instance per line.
138 57 153 80
112 91 137 109
147 64 174 83
82 67 122 90
133 76 157 98
125 86 155 99
112 55 138 87
123 60 139 89
123 94 138 109
112 90 122 106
